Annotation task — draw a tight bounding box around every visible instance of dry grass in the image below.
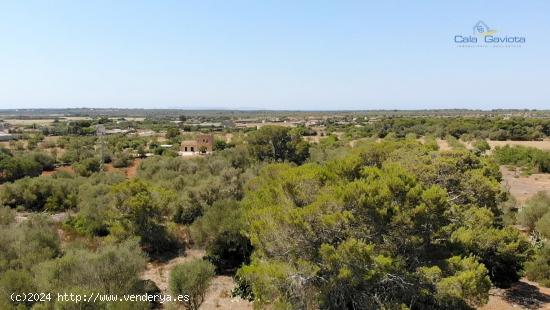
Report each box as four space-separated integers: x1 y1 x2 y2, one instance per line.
4 119 57 125
488 140 550 151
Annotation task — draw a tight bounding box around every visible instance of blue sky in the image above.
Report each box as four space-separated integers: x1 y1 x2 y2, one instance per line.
0 0 549 110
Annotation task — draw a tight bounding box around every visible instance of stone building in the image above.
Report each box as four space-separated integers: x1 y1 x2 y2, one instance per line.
180 134 214 154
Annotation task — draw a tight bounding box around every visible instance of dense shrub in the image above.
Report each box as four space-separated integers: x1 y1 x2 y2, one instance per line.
0 206 15 225
35 238 146 295
525 243 550 287
34 239 149 309
112 151 133 168
0 149 55 183
191 200 252 273
517 191 550 233
0 176 79 211
58 136 97 163
473 139 491 154
138 148 256 226
493 145 550 173
445 135 466 149
0 215 60 273
109 179 179 255
170 260 215 310
65 177 124 237
74 157 101 176
356 116 550 141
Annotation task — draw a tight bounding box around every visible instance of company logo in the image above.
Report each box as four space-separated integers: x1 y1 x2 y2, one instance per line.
473 21 497 37
454 21 526 47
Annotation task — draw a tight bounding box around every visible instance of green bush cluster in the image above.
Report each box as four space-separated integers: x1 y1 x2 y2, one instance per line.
493 145 550 173
0 175 80 211
191 200 252 273
349 116 550 140
237 140 530 309
246 125 309 164
170 260 215 310
445 135 466 149
518 192 550 287
0 149 55 183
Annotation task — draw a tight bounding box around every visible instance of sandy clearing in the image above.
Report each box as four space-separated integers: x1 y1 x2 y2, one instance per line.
481 279 550 310
500 166 550 204
201 276 253 310
489 140 550 151
141 249 252 310
141 249 206 292
4 119 57 125
436 139 452 151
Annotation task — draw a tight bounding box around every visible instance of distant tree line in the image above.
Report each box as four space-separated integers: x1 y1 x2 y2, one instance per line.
346 116 550 141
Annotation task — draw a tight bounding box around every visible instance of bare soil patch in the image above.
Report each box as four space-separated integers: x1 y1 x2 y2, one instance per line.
481 279 550 310
201 276 252 310
436 139 452 151
104 158 141 178
141 249 206 292
141 249 252 310
500 167 550 204
304 135 322 143
125 158 140 178
4 119 57 125
41 165 75 177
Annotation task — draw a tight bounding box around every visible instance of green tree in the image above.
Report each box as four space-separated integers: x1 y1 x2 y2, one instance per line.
435 256 491 308
74 157 101 176
237 140 530 308
247 126 309 164
110 179 176 254
191 200 251 273
165 127 180 139
472 139 491 154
